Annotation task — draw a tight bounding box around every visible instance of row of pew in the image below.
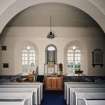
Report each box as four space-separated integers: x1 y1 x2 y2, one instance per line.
0 82 43 105
64 82 105 105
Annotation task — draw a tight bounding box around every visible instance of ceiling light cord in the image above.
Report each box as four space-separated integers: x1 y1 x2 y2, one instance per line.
47 16 55 39
50 16 52 32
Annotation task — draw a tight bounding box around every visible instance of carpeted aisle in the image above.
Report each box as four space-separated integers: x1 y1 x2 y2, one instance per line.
41 91 66 105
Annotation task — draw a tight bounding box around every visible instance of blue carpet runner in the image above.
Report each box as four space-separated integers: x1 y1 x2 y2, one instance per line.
41 91 66 105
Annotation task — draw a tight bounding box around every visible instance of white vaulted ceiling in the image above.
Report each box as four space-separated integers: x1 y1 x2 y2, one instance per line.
7 3 98 27
0 0 105 33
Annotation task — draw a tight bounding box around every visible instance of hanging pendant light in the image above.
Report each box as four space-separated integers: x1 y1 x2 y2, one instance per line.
47 16 55 39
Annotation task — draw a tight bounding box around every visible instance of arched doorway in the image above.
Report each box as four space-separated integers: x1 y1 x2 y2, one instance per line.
45 44 57 65
44 44 57 75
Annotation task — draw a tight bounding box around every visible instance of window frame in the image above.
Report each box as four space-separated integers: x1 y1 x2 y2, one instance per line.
66 46 81 71
45 44 57 64
21 45 36 72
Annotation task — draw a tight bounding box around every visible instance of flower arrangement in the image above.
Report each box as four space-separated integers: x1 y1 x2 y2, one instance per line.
75 69 83 74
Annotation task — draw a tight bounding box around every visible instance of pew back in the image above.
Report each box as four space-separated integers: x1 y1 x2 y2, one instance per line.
0 82 43 101
70 88 105 105
0 99 25 105
0 82 43 105
64 82 105 105
75 92 105 105
0 92 33 105
0 88 37 105
84 99 105 105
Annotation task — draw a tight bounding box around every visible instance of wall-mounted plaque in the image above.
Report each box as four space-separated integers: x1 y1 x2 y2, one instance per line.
3 63 9 68
92 49 103 67
1 46 7 51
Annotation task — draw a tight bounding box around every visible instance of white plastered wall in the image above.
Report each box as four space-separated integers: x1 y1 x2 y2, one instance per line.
0 27 105 76
0 0 105 76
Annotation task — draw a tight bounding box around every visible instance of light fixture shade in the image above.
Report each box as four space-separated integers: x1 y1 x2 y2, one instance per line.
47 31 55 39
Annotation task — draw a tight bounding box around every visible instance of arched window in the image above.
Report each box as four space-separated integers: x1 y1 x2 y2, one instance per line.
22 45 36 72
67 46 81 71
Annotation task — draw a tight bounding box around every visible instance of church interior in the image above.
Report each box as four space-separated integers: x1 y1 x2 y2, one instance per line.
0 0 105 105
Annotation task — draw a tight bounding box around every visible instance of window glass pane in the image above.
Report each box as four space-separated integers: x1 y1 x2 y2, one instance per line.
32 58 35 61
75 61 78 64
29 54 32 56
67 57 73 61
33 54 35 57
24 61 28 65
68 61 72 63
24 57 28 60
67 46 81 71
32 61 35 64
75 57 78 61
22 45 36 72
48 46 55 51
22 57 24 60
75 50 80 53
68 50 73 53
22 50 27 53
24 54 27 56
30 57 33 60
22 61 24 65
78 57 80 60
30 50 34 53
75 54 78 57
68 53 73 57
76 53 80 56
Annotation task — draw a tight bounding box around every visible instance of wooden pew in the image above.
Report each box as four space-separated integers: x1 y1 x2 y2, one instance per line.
75 92 105 105
84 99 105 105
64 82 94 101
0 99 25 105
0 92 33 105
0 88 37 105
0 82 43 104
64 82 105 105
1 82 43 101
70 88 105 105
